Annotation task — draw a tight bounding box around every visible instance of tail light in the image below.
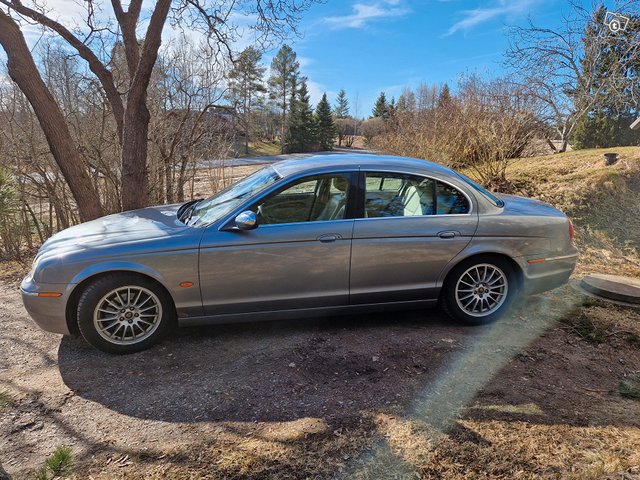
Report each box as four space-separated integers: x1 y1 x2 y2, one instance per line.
568 219 575 242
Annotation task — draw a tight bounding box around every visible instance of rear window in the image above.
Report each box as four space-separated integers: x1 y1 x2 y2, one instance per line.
455 172 504 208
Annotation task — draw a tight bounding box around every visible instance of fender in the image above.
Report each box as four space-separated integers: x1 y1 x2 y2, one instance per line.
69 260 168 287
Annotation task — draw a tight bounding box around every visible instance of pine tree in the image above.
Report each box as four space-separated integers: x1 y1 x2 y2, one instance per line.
334 89 349 118
268 45 300 153
316 93 337 151
228 46 266 154
388 96 396 117
437 83 453 110
372 91 388 118
285 80 316 153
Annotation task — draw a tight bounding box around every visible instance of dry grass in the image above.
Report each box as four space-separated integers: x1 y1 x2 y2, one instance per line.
503 147 640 278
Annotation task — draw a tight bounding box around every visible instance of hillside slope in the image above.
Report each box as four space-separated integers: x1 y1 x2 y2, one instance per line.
501 147 640 278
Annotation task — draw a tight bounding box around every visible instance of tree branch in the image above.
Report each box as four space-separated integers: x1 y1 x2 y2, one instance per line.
1 0 124 142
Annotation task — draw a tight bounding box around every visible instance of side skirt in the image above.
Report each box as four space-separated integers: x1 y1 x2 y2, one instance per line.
178 299 439 327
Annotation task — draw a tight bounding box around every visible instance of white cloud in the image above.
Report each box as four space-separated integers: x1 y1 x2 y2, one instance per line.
298 56 313 68
306 80 336 106
446 0 539 36
324 1 408 30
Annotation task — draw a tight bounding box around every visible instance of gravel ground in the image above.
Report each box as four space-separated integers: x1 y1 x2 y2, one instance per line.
1 275 639 478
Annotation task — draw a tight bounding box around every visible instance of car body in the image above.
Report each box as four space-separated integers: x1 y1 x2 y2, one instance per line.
21 154 579 353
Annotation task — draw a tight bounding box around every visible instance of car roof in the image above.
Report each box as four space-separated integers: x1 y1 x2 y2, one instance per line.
272 153 459 180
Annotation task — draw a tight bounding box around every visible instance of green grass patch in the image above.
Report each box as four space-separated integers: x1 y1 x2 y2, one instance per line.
618 374 640 400
561 313 608 344
43 446 74 478
33 466 49 480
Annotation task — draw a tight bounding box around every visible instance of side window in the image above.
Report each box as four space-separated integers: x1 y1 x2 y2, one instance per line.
364 173 435 218
253 174 351 225
436 182 470 214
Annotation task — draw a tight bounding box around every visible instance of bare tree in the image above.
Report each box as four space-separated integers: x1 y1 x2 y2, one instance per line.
0 11 103 221
505 2 640 152
0 0 321 215
149 38 229 204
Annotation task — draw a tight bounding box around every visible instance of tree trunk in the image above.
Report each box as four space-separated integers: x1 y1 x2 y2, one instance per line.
121 99 151 210
0 11 103 222
119 0 171 211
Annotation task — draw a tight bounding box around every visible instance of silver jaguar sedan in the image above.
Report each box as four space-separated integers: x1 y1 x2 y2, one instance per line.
21 155 578 353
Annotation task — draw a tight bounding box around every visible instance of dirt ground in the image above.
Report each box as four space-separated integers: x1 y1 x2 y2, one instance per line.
1 263 639 479
2 149 640 478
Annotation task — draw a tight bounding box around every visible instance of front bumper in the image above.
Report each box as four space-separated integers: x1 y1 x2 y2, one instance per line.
20 274 73 335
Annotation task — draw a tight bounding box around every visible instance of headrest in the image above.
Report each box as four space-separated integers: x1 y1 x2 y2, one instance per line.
333 177 349 192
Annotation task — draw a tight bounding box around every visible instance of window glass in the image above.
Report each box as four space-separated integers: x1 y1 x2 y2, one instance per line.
188 166 280 226
254 174 350 225
454 172 504 207
364 173 435 218
436 182 470 214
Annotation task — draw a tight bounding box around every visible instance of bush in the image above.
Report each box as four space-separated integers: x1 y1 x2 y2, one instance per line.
361 117 385 145
573 114 640 149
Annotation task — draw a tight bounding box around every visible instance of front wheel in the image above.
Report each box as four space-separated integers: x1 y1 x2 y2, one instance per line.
77 274 175 354
442 256 518 325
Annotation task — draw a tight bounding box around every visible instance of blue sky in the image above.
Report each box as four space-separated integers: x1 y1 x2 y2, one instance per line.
281 0 578 115
0 0 612 117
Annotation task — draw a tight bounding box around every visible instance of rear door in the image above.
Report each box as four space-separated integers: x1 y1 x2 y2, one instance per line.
198 172 357 315
350 171 478 304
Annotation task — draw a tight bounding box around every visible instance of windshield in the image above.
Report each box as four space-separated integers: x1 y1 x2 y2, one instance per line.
455 172 505 208
186 166 281 226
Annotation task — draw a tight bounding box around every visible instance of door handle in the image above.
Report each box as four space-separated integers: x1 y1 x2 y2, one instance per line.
438 231 457 239
317 233 342 243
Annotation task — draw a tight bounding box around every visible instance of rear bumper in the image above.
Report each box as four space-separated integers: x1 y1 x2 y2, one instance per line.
521 249 579 295
20 274 72 335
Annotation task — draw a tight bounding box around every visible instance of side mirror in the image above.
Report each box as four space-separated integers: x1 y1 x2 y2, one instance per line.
234 210 258 230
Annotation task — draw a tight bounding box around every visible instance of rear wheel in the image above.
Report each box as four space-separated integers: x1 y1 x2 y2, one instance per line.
442 256 518 325
77 274 175 354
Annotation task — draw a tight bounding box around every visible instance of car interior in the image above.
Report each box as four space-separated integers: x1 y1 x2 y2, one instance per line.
253 172 470 225
256 174 350 224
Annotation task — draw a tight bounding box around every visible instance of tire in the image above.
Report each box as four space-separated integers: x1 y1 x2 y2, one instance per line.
442 255 519 326
77 273 175 354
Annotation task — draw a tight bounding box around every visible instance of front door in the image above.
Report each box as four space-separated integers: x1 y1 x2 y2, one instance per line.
199 172 356 315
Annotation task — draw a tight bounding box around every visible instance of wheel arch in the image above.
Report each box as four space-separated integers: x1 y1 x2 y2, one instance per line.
439 251 524 293
65 268 176 336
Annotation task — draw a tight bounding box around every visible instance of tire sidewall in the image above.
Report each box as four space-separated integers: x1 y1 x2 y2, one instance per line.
77 274 175 354
443 256 518 325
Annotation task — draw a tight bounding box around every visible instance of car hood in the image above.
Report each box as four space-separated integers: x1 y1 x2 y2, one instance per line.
39 204 191 255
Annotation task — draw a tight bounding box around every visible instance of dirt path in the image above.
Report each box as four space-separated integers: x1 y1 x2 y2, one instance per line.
1 279 639 479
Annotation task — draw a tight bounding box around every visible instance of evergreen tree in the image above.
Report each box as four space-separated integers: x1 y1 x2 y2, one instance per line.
372 91 388 118
315 93 337 151
268 45 300 153
571 6 640 148
388 96 397 117
334 89 350 118
228 46 266 154
437 83 453 110
285 80 316 153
